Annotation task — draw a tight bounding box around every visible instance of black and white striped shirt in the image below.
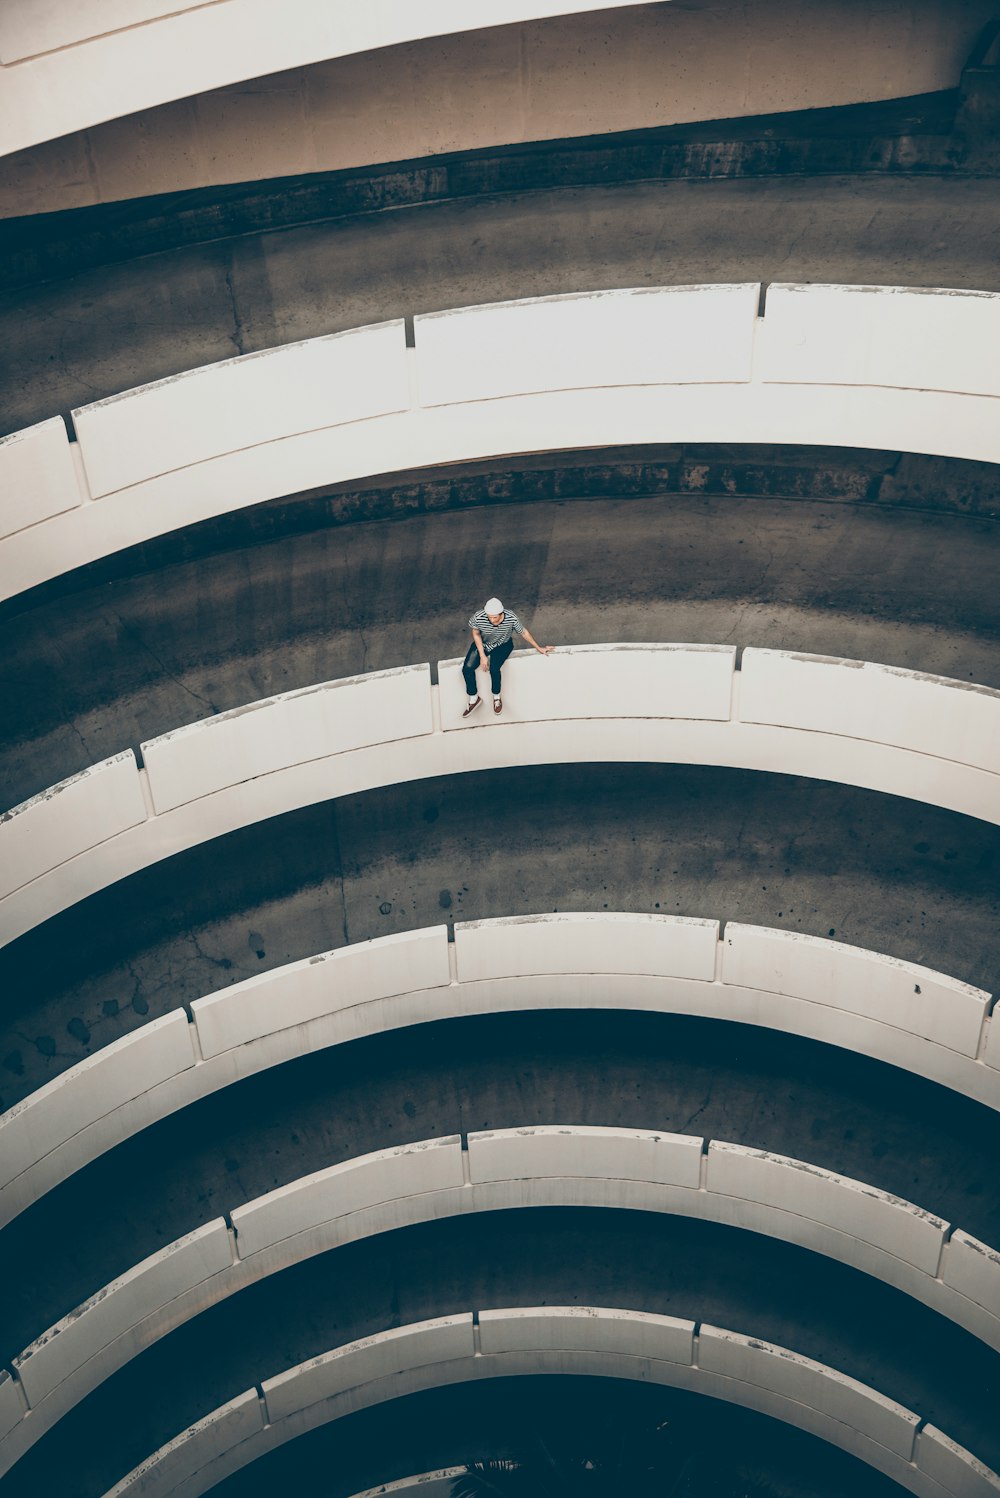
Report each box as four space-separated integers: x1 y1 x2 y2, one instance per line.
468 608 524 653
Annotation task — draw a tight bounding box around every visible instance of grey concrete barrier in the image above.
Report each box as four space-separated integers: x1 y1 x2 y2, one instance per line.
101 1307 1000 1498
4 645 1000 946
4 1125 1000 1476
1 914 996 1228
3 286 1000 602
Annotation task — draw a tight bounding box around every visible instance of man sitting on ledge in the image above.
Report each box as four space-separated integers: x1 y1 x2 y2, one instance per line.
463 596 553 717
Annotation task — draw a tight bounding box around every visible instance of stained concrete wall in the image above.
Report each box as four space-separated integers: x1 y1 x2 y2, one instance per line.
0 2 993 213
4 284 999 601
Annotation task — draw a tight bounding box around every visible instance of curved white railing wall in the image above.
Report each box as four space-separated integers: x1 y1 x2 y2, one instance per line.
100 1308 1000 1498
1 915 995 1229
1 3 986 162
3 645 999 945
3 1127 1000 1475
3 285 1000 602
0 0 648 157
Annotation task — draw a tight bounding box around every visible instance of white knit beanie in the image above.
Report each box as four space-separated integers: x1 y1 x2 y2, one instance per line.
484 597 504 614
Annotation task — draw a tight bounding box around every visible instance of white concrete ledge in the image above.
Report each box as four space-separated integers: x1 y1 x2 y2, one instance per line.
73 322 410 503
0 418 80 539
940 1232 1000 1322
0 1 649 157
3 285 1000 602
696 1324 920 1460
142 663 433 816
191 924 450 1061
705 1142 947 1277
101 1307 1000 1498
1 915 995 1229
720 923 990 1059
4 1125 1000 1476
4 644 1000 948
916 1426 1000 1498
230 1136 465 1259
0 750 146 904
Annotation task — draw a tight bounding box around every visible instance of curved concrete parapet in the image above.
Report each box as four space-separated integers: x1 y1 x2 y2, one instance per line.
3 1126 999 1473
100 1306 1000 1498
3 645 1000 945
0 909 996 1227
0 750 147 909
0 0 648 157
345 1474 464 1498
3 284 1000 600
2 1 987 198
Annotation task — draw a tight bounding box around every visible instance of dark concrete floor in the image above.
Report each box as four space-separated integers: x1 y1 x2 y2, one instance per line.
4 482 1000 808
2 173 999 436
9 1210 999 1498
2 766 997 1111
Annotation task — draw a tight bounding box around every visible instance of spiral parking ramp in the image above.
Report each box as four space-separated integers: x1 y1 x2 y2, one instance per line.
2 4 1000 1494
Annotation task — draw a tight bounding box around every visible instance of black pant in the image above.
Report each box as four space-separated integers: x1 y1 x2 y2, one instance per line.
463 637 513 696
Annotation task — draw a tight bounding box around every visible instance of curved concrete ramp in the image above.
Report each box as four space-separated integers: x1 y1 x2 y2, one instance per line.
101 1307 1000 1498
1 913 994 1227
4 646 1000 944
3 1126 999 1472
3 284 999 600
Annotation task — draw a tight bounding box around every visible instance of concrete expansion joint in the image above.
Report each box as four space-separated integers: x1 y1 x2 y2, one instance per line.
254 1384 269 1427
135 765 156 819
184 1010 205 1062
223 1214 241 1264
446 942 458 982
472 1312 482 1357
691 1323 702 1368
713 933 726 980
460 1137 472 1187
3 1367 28 1416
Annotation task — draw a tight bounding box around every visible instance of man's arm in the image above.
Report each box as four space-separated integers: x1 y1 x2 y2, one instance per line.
471 627 489 670
521 627 553 656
